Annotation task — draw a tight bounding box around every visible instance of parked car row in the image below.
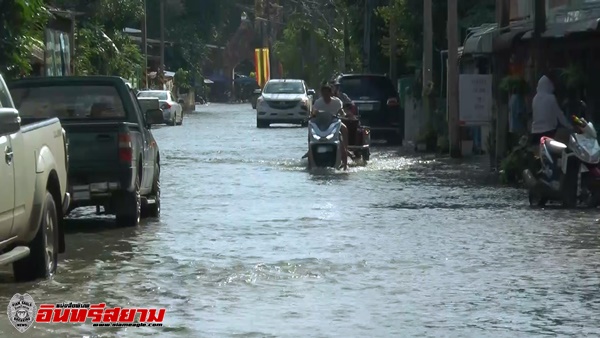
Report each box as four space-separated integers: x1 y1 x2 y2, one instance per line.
252 74 404 145
0 74 164 282
137 89 184 126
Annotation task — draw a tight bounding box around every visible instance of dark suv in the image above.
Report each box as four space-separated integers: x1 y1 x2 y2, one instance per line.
336 74 403 145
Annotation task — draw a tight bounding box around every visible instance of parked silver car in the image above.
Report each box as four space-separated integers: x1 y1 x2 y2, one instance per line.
137 90 184 126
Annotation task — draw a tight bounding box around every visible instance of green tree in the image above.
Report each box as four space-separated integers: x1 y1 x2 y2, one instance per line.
376 0 495 77
48 0 144 77
0 0 49 79
272 0 363 88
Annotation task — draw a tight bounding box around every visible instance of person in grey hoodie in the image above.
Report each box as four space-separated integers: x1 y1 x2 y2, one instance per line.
530 75 573 145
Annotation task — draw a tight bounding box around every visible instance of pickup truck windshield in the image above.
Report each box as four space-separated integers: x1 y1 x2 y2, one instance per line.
138 91 168 101
10 85 126 119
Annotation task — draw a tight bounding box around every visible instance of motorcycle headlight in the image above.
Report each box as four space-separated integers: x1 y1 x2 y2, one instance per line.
325 133 334 140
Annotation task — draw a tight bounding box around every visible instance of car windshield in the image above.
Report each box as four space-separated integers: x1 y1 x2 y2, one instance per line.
263 82 304 94
10 85 126 119
138 91 168 101
339 76 397 100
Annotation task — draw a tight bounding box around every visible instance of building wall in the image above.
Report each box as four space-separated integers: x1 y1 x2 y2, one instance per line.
509 0 570 21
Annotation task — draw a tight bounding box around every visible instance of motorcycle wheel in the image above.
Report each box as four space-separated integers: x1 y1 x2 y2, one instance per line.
561 159 579 208
528 191 548 207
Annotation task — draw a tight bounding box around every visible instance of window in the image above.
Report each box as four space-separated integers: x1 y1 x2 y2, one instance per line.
138 91 168 101
10 85 126 119
263 82 305 94
339 76 397 100
0 79 13 108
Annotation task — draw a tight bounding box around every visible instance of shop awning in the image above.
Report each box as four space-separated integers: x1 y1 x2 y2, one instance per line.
463 24 498 54
493 27 531 51
521 17 600 39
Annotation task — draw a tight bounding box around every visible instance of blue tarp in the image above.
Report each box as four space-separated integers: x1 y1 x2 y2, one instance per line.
207 74 229 83
234 76 258 86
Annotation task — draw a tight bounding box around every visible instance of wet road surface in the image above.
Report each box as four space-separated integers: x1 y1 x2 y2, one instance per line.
1 103 600 337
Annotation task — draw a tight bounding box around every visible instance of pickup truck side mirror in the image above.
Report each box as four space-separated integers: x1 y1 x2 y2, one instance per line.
253 89 262 95
145 109 163 126
0 109 21 134
307 89 316 96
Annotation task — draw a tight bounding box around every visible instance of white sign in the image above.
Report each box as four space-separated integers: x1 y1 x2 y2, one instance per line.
459 74 492 125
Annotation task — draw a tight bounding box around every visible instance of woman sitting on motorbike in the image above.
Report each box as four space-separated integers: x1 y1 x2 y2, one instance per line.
331 80 357 119
531 74 574 145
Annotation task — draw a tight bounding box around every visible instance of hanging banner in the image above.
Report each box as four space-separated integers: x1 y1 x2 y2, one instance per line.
254 48 270 88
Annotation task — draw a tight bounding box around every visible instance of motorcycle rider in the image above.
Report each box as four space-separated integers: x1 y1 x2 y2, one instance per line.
309 83 349 169
531 74 574 145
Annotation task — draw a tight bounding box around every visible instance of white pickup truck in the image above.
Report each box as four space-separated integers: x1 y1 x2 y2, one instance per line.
0 74 69 282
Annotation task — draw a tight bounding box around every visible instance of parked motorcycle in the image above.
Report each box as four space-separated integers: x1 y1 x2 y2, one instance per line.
523 115 600 207
307 110 343 169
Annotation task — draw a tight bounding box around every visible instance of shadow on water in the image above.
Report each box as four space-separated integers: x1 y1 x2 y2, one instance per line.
265 125 305 129
308 168 350 183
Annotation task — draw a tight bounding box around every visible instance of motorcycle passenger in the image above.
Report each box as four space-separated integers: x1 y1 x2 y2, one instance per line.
331 80 358 119
531 75 574 145
311 83 349 169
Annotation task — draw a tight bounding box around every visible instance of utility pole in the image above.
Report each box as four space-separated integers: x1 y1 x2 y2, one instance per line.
494 0 510 167
141 0 148 89
447 0 460 157
266 0 273 79
389 6 398 90
363 0 371 72
343 10 350 72
423 0 433 149
533 0 546 80
159 0 165 88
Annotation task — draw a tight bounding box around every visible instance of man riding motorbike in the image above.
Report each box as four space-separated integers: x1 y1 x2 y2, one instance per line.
308 83 349 169
531 74 574 145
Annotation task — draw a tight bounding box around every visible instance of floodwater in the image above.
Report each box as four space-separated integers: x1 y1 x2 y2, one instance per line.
1 103 599 337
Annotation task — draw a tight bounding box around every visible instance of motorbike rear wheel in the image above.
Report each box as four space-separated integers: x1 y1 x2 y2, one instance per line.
528 191 548 207
561 158 579 208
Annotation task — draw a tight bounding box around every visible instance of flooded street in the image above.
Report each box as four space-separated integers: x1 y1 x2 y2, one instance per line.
1 103 600 337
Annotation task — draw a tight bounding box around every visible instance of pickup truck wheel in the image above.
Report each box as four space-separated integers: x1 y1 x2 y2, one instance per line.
143 165 161 218
116 176 141 227
13 191 58 282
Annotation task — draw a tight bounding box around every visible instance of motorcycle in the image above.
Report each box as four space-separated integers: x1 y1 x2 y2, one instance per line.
307 110 344 169
523 115 600 207
343 102 371 162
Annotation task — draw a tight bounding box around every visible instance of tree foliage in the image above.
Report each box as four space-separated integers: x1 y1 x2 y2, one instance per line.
48 0 143 77
273 0 363 88
376 0 495 75
0 0 49 79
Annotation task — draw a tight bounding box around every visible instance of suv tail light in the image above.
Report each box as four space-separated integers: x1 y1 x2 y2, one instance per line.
118 133 133 162
161 103 171 109
387 98 399 106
